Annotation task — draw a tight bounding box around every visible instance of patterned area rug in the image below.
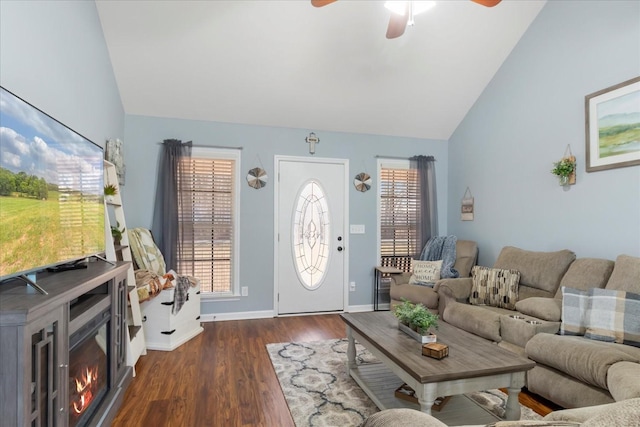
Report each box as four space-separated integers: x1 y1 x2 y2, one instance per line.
266 338 542 427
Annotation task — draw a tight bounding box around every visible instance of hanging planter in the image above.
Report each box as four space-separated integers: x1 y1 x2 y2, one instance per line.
551 158 576 187
551 145 576 189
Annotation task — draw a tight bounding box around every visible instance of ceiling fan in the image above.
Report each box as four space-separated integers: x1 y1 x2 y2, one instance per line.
311 0 502 39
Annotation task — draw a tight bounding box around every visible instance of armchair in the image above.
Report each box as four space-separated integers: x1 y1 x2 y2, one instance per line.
389 240 478 314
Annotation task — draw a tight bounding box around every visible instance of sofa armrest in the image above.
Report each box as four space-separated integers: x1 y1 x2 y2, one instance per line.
389 272 412 287
435 277 473 314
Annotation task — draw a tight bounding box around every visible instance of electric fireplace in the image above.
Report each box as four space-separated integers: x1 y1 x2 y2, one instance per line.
68 296 111 427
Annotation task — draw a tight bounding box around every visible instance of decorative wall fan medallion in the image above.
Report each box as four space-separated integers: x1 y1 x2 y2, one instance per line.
247 167 268 189
353 172 372 192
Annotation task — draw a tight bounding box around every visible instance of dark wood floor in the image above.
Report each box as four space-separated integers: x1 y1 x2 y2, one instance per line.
112 314 558 427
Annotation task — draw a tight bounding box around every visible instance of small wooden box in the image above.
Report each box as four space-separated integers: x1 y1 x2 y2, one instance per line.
422 342 449 359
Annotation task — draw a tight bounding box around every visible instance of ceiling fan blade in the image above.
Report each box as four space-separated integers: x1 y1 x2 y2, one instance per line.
470 0 502 7
311 0 338 7
386 3 410 39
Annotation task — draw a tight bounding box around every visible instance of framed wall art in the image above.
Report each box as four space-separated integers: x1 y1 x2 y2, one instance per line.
585 76 640 172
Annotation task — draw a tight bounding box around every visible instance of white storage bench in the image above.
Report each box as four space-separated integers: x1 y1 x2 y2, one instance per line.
141 281 204 351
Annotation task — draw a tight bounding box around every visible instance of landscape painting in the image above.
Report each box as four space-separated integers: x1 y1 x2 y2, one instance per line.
586 77 640 172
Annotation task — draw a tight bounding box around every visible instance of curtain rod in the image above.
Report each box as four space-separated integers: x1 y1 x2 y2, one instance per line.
156 142 243 150
375 155 436 160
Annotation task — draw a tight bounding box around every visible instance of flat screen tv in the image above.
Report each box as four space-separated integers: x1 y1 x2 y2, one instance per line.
0 86 105 282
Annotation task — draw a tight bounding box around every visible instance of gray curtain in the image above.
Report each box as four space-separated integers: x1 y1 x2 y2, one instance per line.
410 155 438 257
152 139 192 270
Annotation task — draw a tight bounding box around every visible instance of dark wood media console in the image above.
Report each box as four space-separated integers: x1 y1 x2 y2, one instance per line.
0 261 133 427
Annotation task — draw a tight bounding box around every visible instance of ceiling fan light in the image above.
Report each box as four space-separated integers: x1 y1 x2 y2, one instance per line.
384 1 436 16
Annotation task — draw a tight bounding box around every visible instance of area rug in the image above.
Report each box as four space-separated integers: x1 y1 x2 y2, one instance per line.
266 338 543 427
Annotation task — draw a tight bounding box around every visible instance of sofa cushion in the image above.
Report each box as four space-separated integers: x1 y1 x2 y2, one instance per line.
545 398 640 424
409 260 443 286
560 287 590 336
452 239 479 278
605 254 640 293
469 266 520 310
525 334 637 389
363 408 448 427
493 247 575 294
553 258 615 298
582 397 640 427
607 361 640 401
390 284 439 310
515 297 562 322
443 302 502 342
584 288 640 347
500 314 560 348
527 365 614 409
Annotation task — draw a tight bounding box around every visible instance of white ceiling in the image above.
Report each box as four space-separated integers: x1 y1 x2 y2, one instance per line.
96 0 546 140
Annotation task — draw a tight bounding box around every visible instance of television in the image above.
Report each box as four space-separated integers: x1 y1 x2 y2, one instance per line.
0 86 105 284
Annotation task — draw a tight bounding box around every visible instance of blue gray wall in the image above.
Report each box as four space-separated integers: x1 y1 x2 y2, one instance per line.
448 0 640 266
123 116 448 315
0 0 123 146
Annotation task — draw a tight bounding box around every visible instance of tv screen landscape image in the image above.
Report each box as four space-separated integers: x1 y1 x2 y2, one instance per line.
0 87 105 281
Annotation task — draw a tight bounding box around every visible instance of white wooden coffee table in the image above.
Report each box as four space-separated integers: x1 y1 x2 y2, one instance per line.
341 312 535 421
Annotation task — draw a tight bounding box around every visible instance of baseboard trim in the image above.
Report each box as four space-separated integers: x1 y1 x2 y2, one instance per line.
200 305 376 322
200 310 275 322
346 304 374 313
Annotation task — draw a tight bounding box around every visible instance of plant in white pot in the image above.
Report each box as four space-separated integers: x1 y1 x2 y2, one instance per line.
393 298 439 343
104 184 118 202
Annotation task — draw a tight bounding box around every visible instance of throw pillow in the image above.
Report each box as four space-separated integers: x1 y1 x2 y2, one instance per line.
584 288 640 347
560 287 589 336
469 266 520 310
409 260 443 286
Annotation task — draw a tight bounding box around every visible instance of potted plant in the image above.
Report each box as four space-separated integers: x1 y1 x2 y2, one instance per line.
551 158 575 186
104 184 118 202
111 222 125 245
393 298 439 343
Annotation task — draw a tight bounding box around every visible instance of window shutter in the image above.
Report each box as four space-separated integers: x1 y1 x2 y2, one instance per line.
178 156 235 293
379 166 419 272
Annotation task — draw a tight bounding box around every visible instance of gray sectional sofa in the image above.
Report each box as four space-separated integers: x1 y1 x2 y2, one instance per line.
432 246 640 409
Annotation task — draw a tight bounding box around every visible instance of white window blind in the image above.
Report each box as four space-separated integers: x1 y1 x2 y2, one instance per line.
177 153 237 294
379 163 419 272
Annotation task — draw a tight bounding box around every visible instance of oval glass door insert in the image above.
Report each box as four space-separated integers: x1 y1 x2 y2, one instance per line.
292 180 330 289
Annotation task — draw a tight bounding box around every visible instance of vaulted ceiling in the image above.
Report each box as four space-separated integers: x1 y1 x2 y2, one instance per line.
96 0 546 140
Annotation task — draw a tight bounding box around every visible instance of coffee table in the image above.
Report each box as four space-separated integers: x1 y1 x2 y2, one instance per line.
341 312 535 421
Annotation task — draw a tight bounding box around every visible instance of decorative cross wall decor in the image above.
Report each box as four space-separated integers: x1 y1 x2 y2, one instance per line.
305 132 320 155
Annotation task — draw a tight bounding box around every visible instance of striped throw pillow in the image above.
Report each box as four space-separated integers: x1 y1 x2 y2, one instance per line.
469 266 520 310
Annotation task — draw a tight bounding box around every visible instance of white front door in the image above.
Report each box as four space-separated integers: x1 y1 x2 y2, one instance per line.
275 157 348 315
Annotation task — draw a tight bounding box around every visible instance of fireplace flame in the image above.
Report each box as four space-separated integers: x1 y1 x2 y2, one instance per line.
72 366 99 414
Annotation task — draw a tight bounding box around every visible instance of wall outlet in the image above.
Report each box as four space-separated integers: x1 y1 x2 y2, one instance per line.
349 281 356 292
241 286 248 296
350 224 365 234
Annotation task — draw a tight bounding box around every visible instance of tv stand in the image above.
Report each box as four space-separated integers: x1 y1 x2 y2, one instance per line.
16 274 48 295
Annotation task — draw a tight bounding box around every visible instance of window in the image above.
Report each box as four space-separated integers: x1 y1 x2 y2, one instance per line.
177 148 240 296
377 159 419 272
